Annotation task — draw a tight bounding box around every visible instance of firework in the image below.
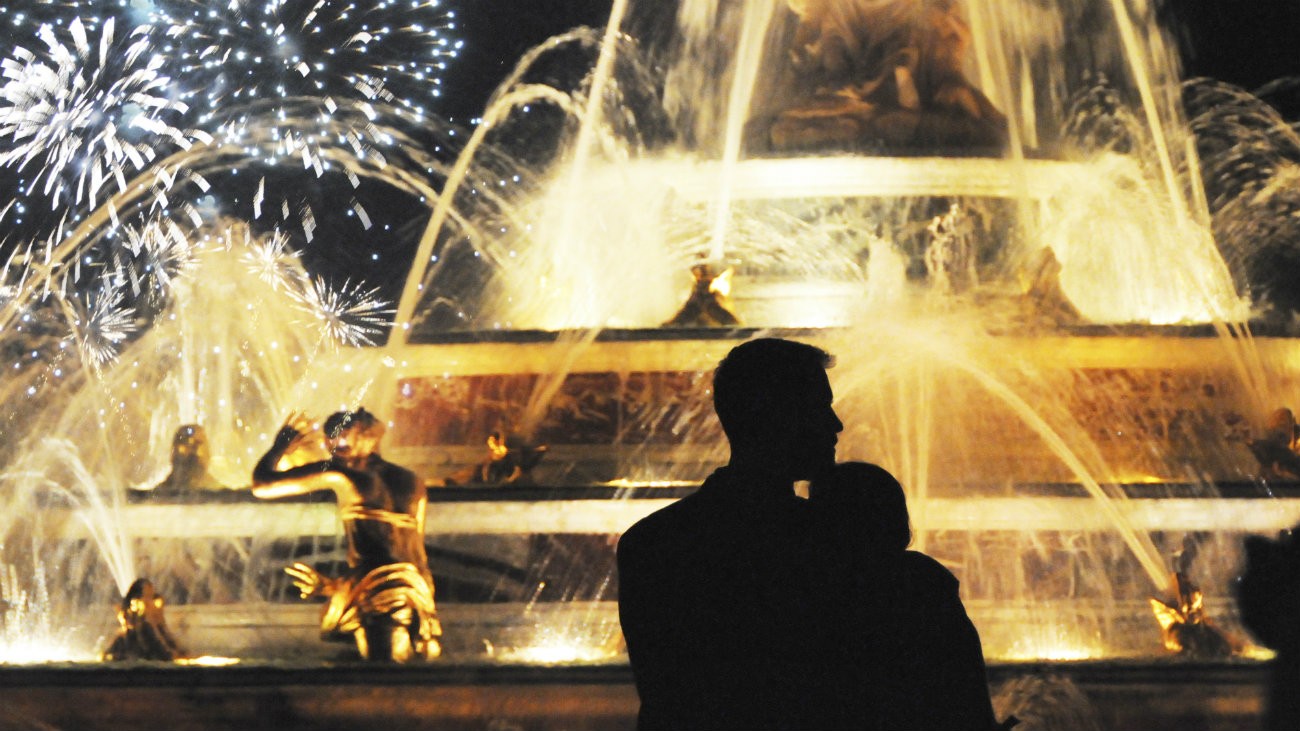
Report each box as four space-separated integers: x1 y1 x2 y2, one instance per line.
0 0 466 400
68 282 138 368
292 275 393 347
238 225 302 291
0 16 194 216
145 0 461 124
111 217 201 309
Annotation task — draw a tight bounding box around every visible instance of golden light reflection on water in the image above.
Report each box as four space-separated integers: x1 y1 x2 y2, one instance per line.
175 656 241 667
0 641 93 664
993 637 1109 662
600 479 697 488
494 639 620 665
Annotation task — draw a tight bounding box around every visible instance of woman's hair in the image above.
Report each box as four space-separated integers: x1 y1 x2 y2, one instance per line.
812 461 912 551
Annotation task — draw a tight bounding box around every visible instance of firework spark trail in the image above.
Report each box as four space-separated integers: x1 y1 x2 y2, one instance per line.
0 17 193 216
146 0 461 123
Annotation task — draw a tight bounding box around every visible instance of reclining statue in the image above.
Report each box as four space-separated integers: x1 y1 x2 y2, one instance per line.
769 0 1007 153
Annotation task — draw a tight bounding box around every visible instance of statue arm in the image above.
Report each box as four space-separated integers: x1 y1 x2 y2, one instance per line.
251 469 352 499
251 423 349 498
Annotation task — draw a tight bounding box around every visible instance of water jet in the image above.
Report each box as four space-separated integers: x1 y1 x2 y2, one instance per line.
0 0 1296 727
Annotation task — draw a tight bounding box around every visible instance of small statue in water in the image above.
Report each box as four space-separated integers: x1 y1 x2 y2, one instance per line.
1149 537 1238 657
664 262 740 327
101 578 187 661
442 430 549 486
924 202 977 295
1149 572 1237 657
770 0 1007 152
1019 246 1083 327
252 409 442 662
1247 407 1300 481
150 425 226 493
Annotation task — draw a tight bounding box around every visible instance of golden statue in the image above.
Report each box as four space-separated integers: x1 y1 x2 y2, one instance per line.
770 0 1006 152
664 263 740 328
441 430 549 486
152 424 226 492
101 578 187 661
252 409 442 662
1248 407 1300 481
1149 572 1237 657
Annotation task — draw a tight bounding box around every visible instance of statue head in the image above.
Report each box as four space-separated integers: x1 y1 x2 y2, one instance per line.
118 578 166 631
323 408 385 461
487 431 511 462
1264 407 1298 444
170 424 211 468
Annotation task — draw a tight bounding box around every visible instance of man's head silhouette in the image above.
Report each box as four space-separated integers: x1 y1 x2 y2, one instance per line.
713 338 842 482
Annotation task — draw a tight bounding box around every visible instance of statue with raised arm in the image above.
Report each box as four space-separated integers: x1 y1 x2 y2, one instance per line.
252 409 442 662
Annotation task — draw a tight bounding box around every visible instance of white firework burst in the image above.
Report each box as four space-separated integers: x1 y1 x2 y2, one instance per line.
292 275 392 347
69 282 137 368
0 16 193 213
148 0 461 122
238 226 304 291
112 217 200 304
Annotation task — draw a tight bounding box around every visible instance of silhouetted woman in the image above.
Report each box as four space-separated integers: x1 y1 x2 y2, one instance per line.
811 461 1008 731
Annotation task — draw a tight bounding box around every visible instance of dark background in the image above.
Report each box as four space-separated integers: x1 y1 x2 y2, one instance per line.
1162 3 1300 91
438 1 1300 123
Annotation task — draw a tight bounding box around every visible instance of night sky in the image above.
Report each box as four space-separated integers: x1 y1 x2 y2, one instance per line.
438 0 617 122
1163 3 1300 92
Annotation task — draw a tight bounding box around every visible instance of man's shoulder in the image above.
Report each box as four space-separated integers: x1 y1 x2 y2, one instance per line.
618 489 724 558
900 550 960 590
622 491 703 537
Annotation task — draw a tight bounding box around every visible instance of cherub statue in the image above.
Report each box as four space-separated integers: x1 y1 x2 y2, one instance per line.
151 425 225 493
101 578 187 661
443 430 549 486
664 263 740 328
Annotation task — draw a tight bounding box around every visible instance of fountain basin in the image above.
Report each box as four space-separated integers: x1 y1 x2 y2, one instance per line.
621 156 1091 202
0 660 1266 731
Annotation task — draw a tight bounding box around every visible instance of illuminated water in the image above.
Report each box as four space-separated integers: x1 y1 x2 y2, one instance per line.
0 0 1297 673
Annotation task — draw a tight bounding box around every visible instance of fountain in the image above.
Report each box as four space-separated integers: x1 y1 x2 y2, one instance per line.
0 0 1297 727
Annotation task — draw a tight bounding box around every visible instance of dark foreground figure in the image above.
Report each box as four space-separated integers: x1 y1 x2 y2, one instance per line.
619 338 1004 729
1237 524 1300 731
812 461 1006 731
253 408 441 662
618 338 847 729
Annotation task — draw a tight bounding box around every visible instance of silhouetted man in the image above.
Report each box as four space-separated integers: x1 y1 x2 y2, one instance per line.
617 338 849 730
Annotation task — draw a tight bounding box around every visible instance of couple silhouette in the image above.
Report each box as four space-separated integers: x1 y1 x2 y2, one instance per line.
618 337 1006 731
